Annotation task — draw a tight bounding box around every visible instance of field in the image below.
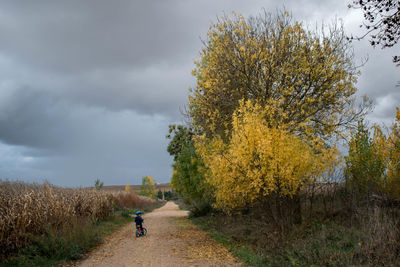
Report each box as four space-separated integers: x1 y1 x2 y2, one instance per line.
0 180 161 264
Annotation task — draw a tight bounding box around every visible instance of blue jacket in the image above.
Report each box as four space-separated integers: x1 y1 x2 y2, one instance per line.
135 215 143 226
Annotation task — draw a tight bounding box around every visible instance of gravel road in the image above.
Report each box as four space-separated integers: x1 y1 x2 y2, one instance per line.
74 201 245 267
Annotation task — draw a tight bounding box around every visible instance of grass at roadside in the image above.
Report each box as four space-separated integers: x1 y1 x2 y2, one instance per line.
173 197 191 211
191 216 265 266
1 201 165 267
191 214 395 267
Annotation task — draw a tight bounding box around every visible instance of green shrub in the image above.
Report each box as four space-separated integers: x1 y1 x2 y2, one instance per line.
345 120 386 198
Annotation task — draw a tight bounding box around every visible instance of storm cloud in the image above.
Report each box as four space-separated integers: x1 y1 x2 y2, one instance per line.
0 0 398 186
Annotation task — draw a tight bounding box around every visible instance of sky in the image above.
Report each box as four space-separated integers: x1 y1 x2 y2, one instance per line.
0 0 398 187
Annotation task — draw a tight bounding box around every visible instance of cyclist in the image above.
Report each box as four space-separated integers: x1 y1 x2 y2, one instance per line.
135 211 144 235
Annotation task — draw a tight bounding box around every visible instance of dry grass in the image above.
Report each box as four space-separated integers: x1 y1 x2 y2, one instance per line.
355 206 400 265
192 187 400 266
111 190 142 209
0 180 150 260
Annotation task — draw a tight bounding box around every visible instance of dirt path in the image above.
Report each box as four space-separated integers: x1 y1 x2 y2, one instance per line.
74 201 245 267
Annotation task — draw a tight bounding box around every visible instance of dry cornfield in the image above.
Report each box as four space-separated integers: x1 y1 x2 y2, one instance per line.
0 180 118 259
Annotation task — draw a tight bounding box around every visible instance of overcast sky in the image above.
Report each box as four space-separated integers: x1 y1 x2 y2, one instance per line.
0 0 398 187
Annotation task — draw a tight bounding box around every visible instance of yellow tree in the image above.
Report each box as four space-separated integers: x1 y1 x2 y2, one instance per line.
345 121 386 198
189 11 368 140
125 184 131 193
348 107 400 199
140 176 156 199
388 108 400 196
381 108 400 198
196 100 339 224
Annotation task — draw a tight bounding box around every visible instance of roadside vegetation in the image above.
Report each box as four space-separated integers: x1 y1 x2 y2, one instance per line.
168 9 400 266
0 181 163 266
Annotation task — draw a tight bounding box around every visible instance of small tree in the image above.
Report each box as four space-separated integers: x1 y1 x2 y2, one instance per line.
167 124 213 214
345 110 400 203
386 108 400 197
163 191 175 200
157 189 163 200
167 125 194 160
140 176 156 199
345 120 386 207
372 108 400 198
125 184 131 193
94 179 103 190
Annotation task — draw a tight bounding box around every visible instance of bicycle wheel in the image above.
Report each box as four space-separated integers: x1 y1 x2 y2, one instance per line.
142 227 147 236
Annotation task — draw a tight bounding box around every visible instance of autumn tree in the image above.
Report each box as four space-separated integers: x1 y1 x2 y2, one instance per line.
167 125 213 214
140 176 155 199
386 108 400 197
345 108 400 200
349 0 400 65
125 184 131 193
189 11 367 141
196 100 339 225
373 108 400 198
345 121 386 199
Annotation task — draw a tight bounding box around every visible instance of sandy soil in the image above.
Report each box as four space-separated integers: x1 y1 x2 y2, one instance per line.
73 201 245 267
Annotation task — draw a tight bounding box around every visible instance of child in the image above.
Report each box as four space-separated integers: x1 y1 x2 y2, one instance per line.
135 211 144 234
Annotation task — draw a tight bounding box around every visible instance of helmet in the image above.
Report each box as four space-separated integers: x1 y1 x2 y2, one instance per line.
135 211 142 215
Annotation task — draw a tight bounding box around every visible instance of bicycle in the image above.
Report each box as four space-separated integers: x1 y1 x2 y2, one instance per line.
135 225 147 237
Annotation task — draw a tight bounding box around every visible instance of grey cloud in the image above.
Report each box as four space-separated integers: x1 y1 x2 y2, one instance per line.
0 0 263 74
0 87 68 149
0 86 174 186
0 0 196 73
368 92 400 126
0 84 171 150
0 0 225 117
68 63 194 116
356 48 399 99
